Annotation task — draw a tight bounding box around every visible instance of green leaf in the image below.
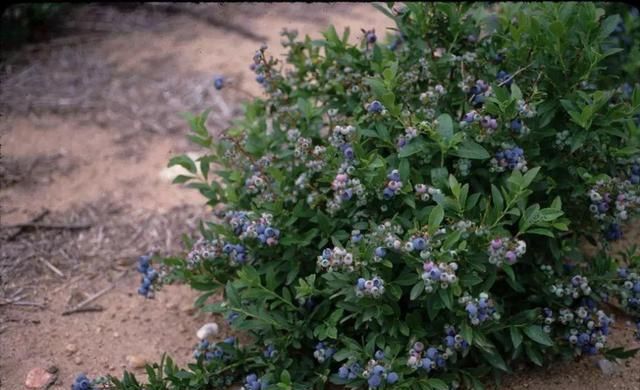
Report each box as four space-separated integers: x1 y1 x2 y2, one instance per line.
450 139 490 159
428 379 449 390
410 281 425 300
168 155 197 174
523 325 554 347
436 113 454 141
510 327 523 349
429 204 445 230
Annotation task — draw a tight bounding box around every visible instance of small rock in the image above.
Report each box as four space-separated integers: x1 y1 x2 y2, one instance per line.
113 332 119 338
126 355 147 369
25 367 56 389
74 356 83 365
65 343 78 355
597 358 618 376
165 300 179 310
196 323 219 340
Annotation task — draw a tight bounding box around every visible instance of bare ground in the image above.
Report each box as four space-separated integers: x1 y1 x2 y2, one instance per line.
0 3 639 390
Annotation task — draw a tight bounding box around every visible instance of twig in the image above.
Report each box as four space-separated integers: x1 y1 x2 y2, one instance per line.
61 270 127 315
64 305 104 314
1 222 92 230
498 63 533 87
6 209 49 240
38 258 65 278
11 301 46 308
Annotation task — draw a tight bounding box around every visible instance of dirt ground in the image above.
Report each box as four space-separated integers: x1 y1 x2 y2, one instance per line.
1 3 639 390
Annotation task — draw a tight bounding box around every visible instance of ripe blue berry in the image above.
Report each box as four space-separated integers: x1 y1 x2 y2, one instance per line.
214 76 224 90
367 100 383 114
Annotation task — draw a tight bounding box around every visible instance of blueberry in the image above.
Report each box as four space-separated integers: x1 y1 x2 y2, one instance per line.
214 76 224 90
412 237 426 251
375 350 385 360
426 347 438 359
368 100 383 113
368 374 382 388
466 302 478 316
383 187 395 200
386 372 399 384
372 364 385 375
343 146 355 160
631 175 639 184
510 119 522 133
374 247 386 257
338 366 349 378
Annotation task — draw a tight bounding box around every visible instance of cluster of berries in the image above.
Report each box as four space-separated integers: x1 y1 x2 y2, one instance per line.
193 337 236 362
414 183 442 202
487 237 527 266
588 177 640 240
556 300 613 356
241 373 268 390
329 170 364 209
403 233 430 253
491 146 528 173
360 351 399 388
464 79 491 108
244 172 268 195
406 342 446 373
71 374 93 390
609 268 640 316
514 99 536 118
442 325 470 353
422 261 458 292
313 342 336 363
317 247 357 272
396 126 418 150
460 292 498 325
186 238 224 267
554 130 571 149
355 276 385 298
460 110 498 139
419 84 446 104
455 158 472 177
337 362 363 380
382 169 403 200
222 242 248 265
550 275 593 298
250 44 270 86
137 255 159 298
224 211 280 246
263 344 278 359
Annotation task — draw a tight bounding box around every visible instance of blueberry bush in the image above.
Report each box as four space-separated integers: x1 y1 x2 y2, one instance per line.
89 2 640 389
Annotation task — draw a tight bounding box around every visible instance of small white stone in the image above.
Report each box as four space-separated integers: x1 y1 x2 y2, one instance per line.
196 322 219 340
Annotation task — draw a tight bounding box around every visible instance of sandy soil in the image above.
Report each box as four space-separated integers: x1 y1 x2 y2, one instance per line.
1 3 639 390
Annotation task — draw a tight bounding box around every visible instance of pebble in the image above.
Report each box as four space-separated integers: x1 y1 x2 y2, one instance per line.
196 322 219 340
126 355 148 369
24 367 56 389
598 358 618 376
74 356 83 365
65 343 78 355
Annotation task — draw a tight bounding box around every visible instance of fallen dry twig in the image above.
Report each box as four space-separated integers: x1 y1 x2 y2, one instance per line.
61 270 128 315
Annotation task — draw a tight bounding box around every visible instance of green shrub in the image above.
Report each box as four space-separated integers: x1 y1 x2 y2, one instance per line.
0 3 68 51
102 3 640 390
